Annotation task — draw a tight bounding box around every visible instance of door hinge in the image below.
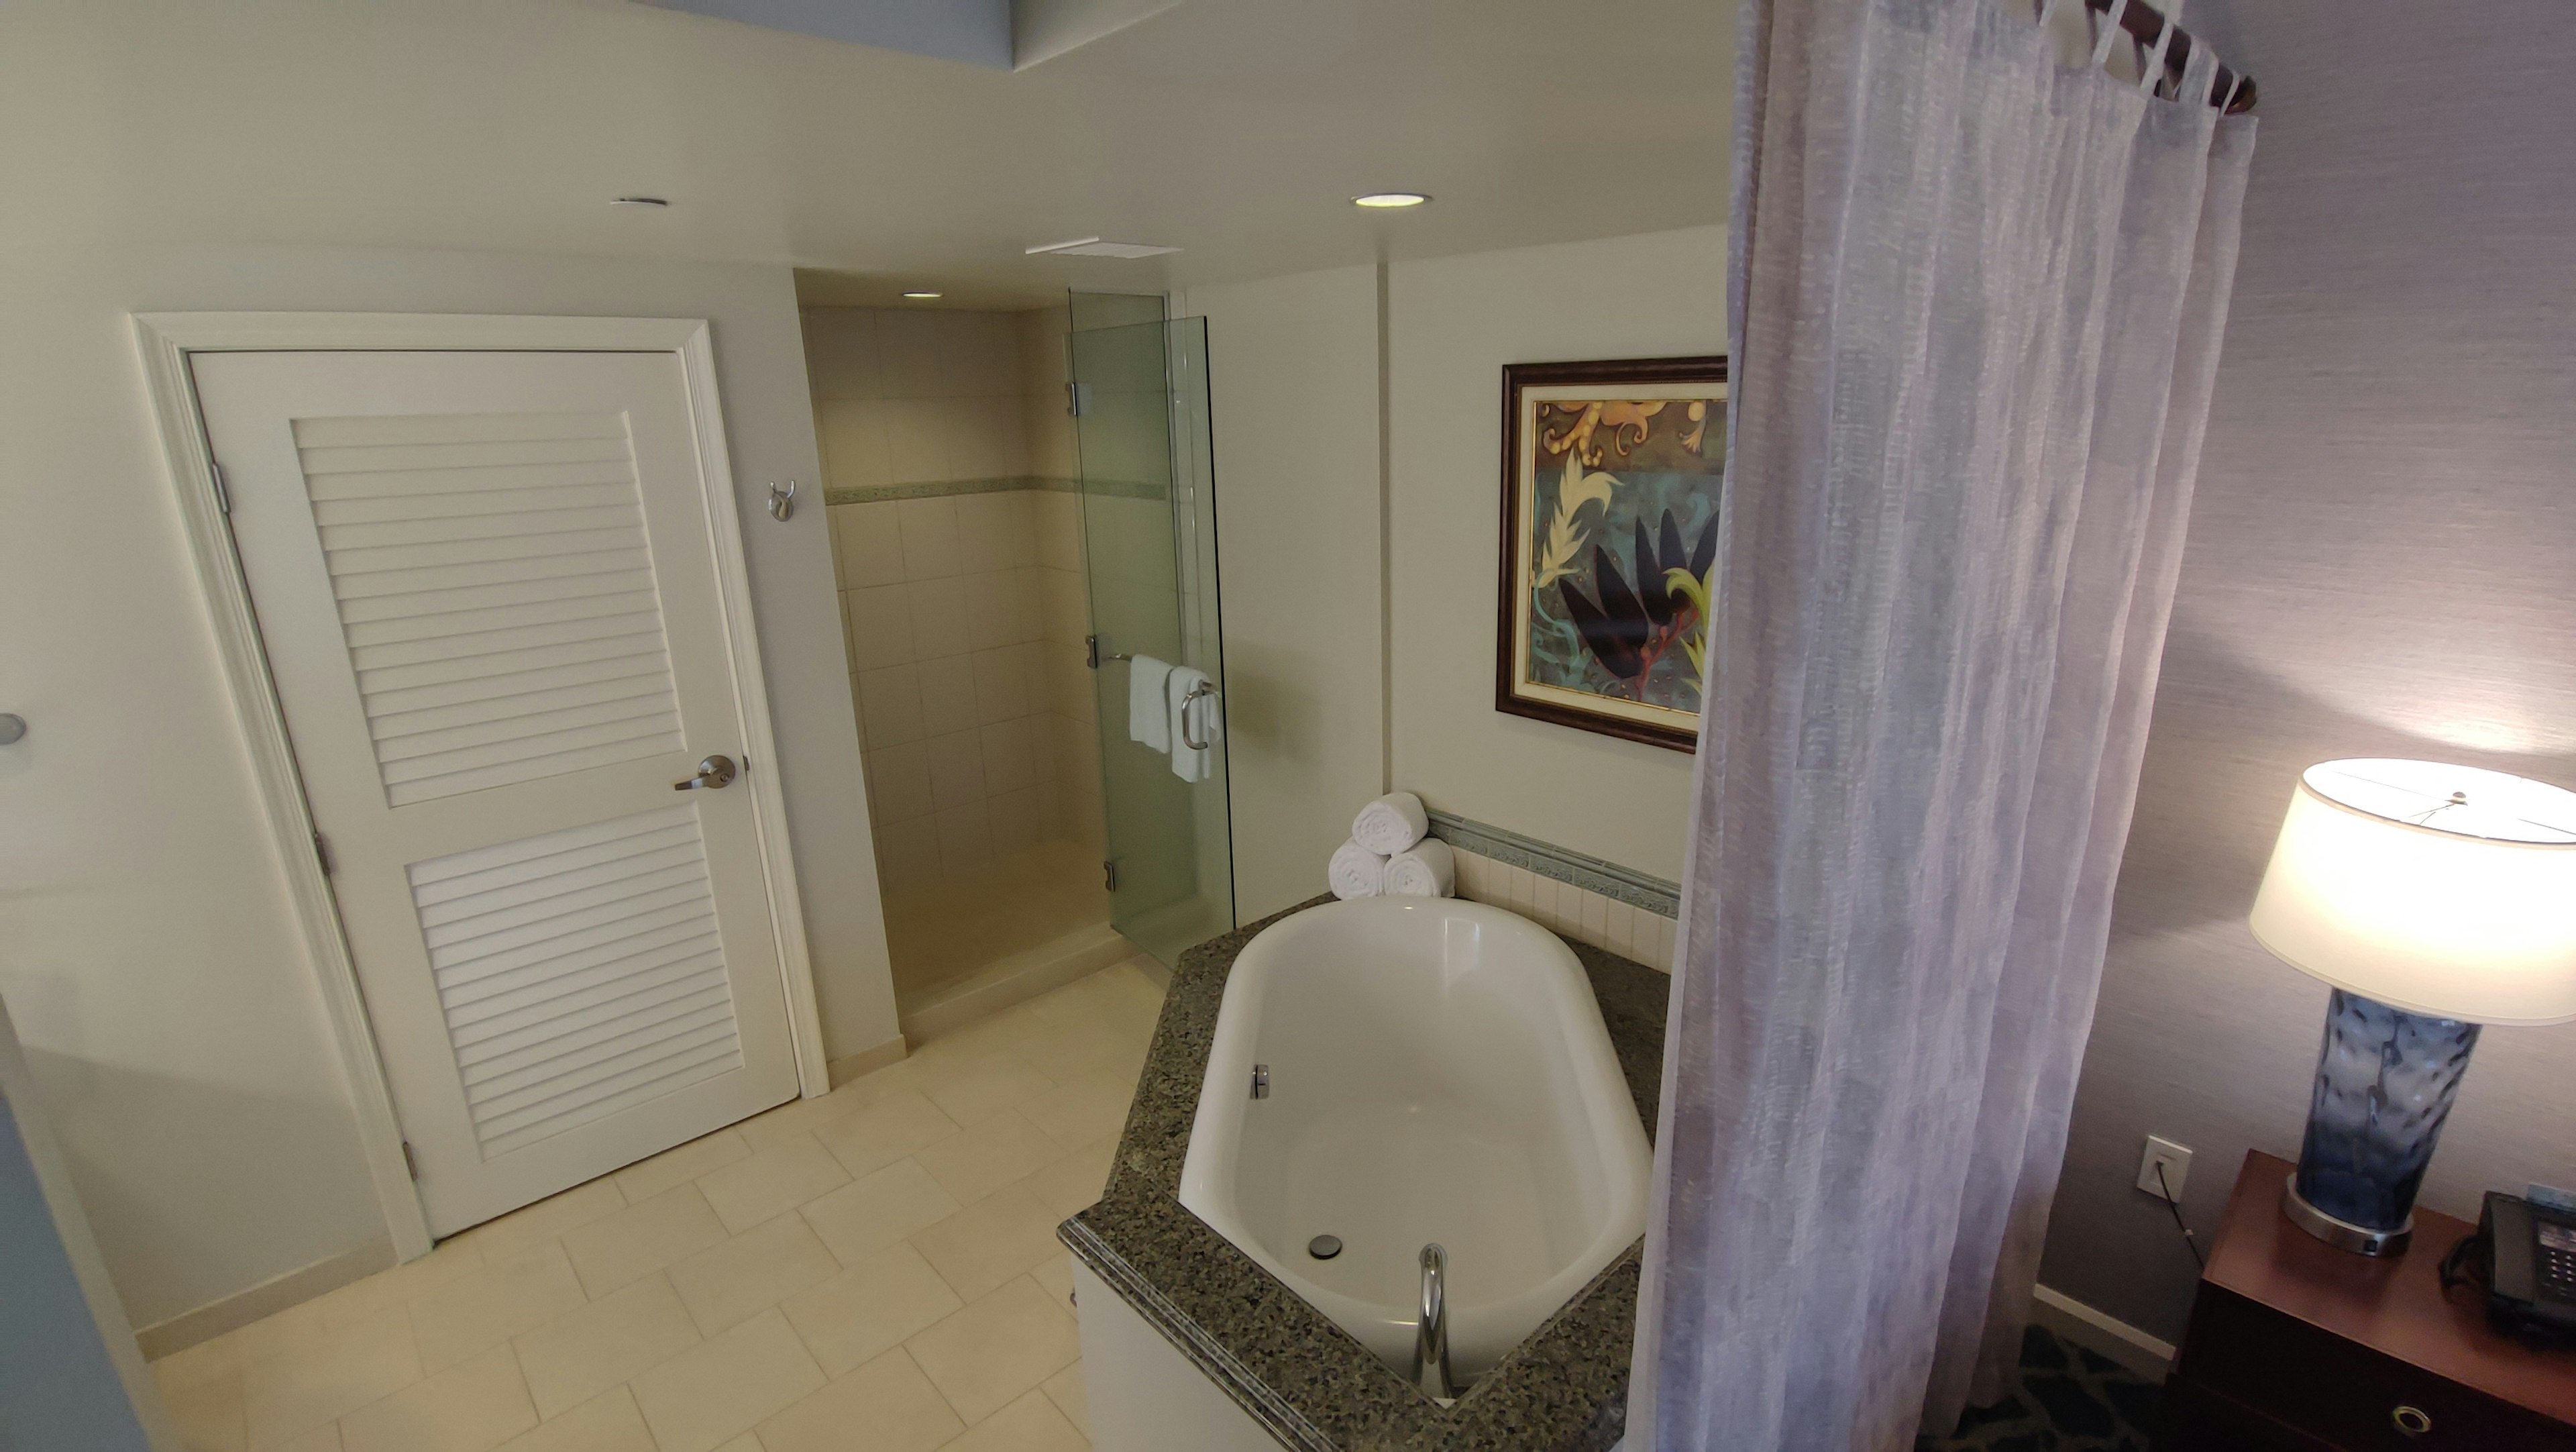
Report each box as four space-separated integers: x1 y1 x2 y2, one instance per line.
1066 380 1092 417
1085 635 1101 670
401 1141 419 1181
313 830 335 876
1103 859 1120 893
209 461 232 515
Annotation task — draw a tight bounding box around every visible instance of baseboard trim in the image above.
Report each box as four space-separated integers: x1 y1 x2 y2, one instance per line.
825 1033 910 1089
2031 1283 2176 1380
135 1235 396 1361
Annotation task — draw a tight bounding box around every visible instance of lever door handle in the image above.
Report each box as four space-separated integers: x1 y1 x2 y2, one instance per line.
674 754 739 791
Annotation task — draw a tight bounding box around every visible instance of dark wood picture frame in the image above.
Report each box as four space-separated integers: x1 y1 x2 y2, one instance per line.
1495 355 1729 753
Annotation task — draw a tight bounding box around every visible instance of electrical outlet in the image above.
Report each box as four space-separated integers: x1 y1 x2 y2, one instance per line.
2137 1136 2193 1201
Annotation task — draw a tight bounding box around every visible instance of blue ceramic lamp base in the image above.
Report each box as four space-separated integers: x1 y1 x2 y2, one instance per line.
2283 988 2481 1257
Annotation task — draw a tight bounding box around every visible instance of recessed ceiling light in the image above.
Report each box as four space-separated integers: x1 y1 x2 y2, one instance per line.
611 195 671 208
1352 192 1431 209
902 291 943 299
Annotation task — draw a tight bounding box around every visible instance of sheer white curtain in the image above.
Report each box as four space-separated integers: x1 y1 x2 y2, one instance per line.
1627 0 2253 1446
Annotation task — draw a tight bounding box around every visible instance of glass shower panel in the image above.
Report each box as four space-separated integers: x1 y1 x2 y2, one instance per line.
1068 303 1235 967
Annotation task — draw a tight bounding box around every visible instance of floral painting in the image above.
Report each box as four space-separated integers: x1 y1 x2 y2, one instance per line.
1496 357 1727 751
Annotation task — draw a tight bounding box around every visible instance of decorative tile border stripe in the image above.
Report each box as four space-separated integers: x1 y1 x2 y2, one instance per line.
822 474 1168 506
1425 809 1680 919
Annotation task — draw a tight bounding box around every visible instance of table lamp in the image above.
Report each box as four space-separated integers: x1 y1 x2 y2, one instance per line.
2250 759 2576 1255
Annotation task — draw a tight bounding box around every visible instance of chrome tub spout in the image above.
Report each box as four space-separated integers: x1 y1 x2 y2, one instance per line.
1411 1243 1455 1400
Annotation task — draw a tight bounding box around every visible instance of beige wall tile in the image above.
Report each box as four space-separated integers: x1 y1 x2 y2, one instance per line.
951 492 1013 573
455 1181 627 1266
560 1186 727 1300
337 1343 535 1452
943 313 1022 398
924 729 987 810
409 1240 588 1373
694 1137 851 1236
757 1349 959 1452
511 1274 699 1421
816 1090 961 1179
942 1387 1086 1452
800 1159 959 1264
1605 898 1637 957
843 584 915 672
873 815 943 894
800 311 882 402
969 648 1030 724
856 664 925 751
948 399 1009 479
917 657 981 739
987 786 1042 856
1580 886 1609 945
489 1386 656 1452
885 403 953 483
895 498 963 578
903 1278 1079 1424
830 501 907 590
629 1310 825 1452
866 741 936 825
877 312 947 399
907 1187 1065 1304
979 719 1036 794
240 1302 421 1449
778 1242 962 1378
612 1129 749 1206
910 1110 1062 1207
1029 495 1081 572
816 399 888 493
1039 1362 1086 1440
902 576 969 658
667 1214 841 1336
936 802 994 874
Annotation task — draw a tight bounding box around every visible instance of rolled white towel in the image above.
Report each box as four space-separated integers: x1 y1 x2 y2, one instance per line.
1328 839 1388 900
1350 791 1429 857
1385 838 1455 898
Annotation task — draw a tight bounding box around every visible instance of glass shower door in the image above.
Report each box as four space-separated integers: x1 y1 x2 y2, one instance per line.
1068 305 1235 967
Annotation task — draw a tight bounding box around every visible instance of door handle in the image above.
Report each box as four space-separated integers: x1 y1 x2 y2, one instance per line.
1179 682 1218 751
674 754 738 791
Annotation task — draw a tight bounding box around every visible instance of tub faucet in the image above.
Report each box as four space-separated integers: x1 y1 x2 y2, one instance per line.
1411 1243 1455 1400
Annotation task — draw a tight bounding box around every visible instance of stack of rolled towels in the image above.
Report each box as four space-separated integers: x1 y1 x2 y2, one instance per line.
1329 791 1455 900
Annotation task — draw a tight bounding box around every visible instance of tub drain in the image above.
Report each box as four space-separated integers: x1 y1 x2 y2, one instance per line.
1307 1235 1343 1260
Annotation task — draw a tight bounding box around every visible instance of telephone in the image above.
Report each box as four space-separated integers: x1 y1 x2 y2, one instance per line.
2467 1190 2576 1339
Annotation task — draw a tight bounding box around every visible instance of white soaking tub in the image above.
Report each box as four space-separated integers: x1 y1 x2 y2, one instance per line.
1177 896 1650 1382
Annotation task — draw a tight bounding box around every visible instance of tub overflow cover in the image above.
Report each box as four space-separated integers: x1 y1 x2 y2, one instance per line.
1307 1235 1343 1260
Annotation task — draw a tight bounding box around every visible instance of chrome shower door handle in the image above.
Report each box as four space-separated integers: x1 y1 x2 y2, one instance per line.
1179 681 1218 751
674 754 738 791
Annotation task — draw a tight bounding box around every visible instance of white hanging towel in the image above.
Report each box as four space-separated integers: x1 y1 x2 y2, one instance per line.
1328 839 1388 900
1385 838 1456 898
1166 666 1218 783
1350 791 1429 856
1127 656 1173 751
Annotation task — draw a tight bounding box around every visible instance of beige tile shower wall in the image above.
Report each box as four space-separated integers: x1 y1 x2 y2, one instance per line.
1016 305 1106 858
803 307 1028 485
1449 847 1678 972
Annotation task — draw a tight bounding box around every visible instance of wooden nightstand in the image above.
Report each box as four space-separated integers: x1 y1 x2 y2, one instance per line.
2160 1149 2576 1450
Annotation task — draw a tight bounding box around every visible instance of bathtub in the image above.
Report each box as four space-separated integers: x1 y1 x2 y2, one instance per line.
1177 896 1651 1382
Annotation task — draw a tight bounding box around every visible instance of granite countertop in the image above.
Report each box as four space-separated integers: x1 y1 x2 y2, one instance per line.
1059 895 1670 1451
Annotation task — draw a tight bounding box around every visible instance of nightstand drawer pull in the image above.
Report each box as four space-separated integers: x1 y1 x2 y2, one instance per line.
2392 1404 2433 1438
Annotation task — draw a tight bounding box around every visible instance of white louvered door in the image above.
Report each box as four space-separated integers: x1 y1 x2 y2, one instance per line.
196 350 801 1236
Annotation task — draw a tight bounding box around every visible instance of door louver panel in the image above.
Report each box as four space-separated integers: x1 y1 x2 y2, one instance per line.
409 805 744 1159
293 412 687 805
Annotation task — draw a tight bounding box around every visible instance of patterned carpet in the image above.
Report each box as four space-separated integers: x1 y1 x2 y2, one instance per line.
1918 1325 2163 1451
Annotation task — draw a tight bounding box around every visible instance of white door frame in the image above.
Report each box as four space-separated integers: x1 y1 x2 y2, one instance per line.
133 312 833 1260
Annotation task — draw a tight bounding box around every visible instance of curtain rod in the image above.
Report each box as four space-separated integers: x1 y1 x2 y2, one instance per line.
2083 0 2257 113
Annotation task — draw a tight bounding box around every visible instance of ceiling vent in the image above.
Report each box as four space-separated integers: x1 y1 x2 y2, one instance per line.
1024 237 1180 258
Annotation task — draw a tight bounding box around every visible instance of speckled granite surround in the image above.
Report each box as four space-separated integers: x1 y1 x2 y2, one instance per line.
1059 895 1670 1451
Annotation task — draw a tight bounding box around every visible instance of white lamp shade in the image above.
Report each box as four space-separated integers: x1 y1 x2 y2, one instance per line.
2250 760 2576 1025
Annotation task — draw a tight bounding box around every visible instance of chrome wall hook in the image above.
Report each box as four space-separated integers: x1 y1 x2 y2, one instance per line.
767 480 798 522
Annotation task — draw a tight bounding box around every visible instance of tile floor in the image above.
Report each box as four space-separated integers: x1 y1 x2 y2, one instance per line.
149 960 1167 1452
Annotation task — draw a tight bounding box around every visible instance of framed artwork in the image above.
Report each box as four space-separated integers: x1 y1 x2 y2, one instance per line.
1495 356 1729 752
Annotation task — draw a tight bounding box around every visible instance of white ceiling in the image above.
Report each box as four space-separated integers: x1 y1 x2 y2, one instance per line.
1 0 1733 302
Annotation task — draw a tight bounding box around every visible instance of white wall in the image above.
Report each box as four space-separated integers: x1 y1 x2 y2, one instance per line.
1180 266 1387 919
1387 228 1727 881
0 242 896 1331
